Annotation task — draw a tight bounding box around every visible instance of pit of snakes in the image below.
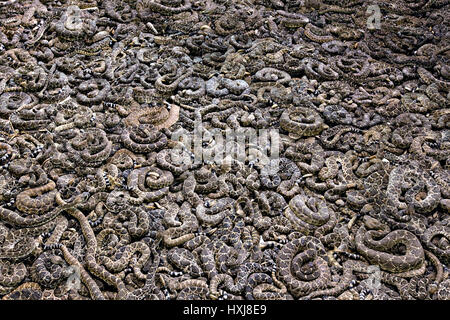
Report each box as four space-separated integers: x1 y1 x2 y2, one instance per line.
0 0 448 302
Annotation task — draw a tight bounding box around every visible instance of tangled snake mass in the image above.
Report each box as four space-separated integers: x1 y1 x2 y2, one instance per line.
0 0 449 301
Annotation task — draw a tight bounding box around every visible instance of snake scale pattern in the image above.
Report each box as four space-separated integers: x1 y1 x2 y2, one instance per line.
0 0 448 300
